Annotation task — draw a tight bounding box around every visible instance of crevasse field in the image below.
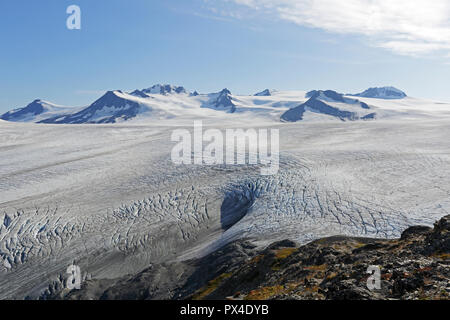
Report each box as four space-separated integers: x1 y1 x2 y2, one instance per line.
1 90 450 299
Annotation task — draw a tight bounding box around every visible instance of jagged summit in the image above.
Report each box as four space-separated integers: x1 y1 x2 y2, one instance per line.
351 86 407 99
142 84 187 95
202 88 236 113
254 89 275 96
129 89 150 98
219 88 231 96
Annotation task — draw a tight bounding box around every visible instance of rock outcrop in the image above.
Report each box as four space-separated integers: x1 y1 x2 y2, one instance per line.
47 215 449 300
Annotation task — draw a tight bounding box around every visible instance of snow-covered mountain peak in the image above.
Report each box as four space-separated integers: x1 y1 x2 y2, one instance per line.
254 89 276 96
1 85 445 125
281 89 374 122
306 90 347 102
218 88 231 96
203 88 236 113
351 87 407 99
99 90 128 100
40 90 147 124
142 84 187 95
129 90 150 98
0 99 72 122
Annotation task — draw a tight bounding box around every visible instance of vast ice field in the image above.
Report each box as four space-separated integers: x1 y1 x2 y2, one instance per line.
1 94 450 299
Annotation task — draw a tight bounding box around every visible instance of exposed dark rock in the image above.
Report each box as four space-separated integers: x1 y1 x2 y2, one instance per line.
49 215 449 300
280 105 306 122
203 88 236 113
361 112 376 120
423 215 450 255
306 90 346 102
401 225 432 240
130 90 150 98
254 89 273 96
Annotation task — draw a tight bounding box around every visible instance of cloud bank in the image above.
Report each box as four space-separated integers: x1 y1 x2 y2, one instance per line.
224 0 450 56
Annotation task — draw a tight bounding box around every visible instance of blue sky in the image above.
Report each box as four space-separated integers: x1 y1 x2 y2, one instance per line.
1 0 450 112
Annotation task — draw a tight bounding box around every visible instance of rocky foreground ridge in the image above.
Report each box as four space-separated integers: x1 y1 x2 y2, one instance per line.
48 215 449 300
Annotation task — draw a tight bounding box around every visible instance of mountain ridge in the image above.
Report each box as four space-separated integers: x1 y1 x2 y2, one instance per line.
281 90 375 122
0 99 74 123
0 85 439 124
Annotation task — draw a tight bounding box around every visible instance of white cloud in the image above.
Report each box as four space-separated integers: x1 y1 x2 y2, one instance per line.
222 0 450 56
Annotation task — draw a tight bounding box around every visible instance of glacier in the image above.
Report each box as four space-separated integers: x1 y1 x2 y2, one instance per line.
1 86 450 299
